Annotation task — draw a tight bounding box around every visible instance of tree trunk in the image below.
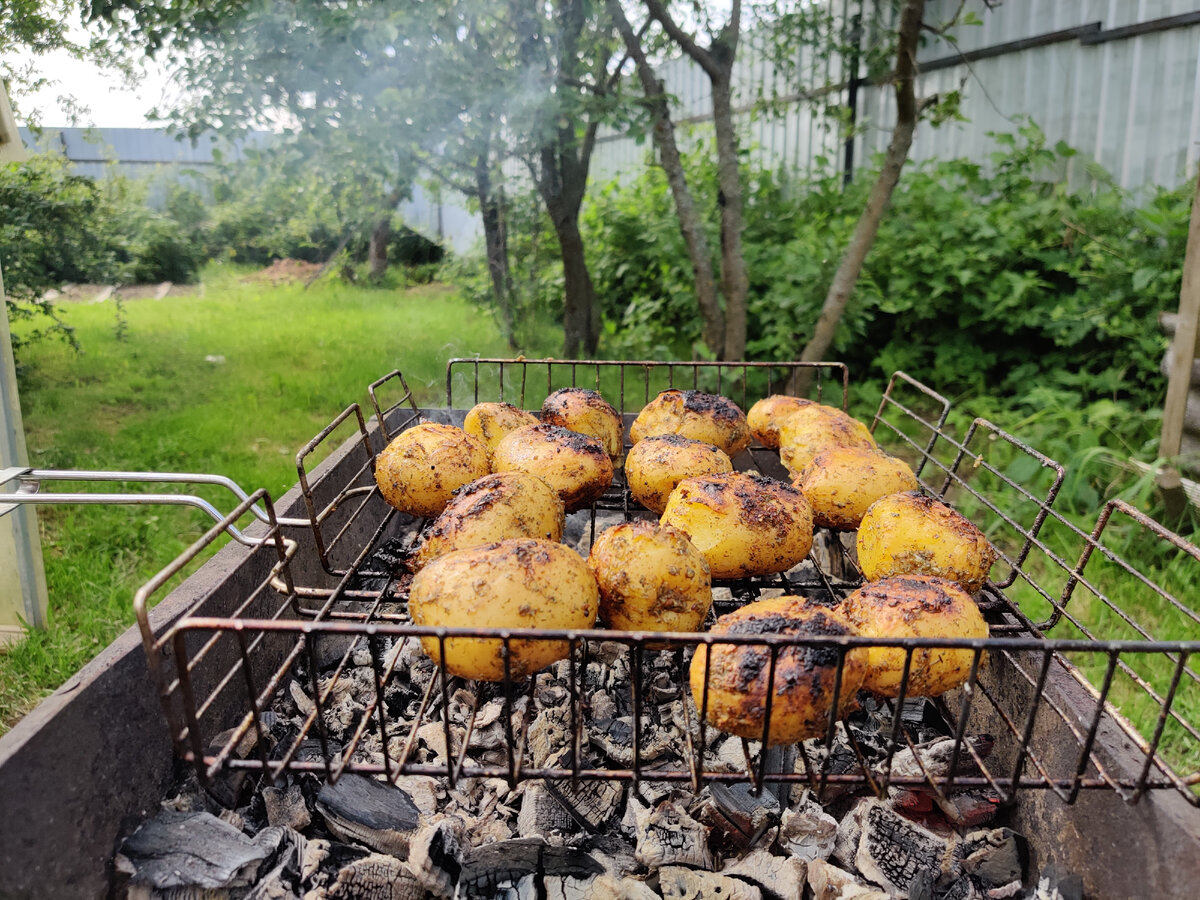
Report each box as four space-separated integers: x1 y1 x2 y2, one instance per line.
550 208 599 358
795 0 927 392
476 160 517 349
367 216 390 280
711 68 749 361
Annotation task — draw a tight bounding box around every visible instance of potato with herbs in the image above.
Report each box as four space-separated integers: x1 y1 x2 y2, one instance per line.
747 394 814 448
630 389 751 458
839 575 988 697
660 472 813 579
541 387 624 464
491 423 614 512
797 446 919 531
587 520 711 633
625 434 733 515
463 401 539 459
411 472 565 571
779 404 877 477
690 597 866 744
408 539 599 681
857 490 997 592
374 422 490 518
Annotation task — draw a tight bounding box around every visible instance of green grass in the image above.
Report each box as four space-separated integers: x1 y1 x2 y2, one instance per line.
1 268 551 733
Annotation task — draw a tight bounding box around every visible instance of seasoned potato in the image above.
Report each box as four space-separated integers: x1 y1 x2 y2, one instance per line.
492 424 614 512
839 575 988 697
857 490 997 592
541 388 624 464
587 520 711 633
463 402 539 459
778 404 877 477
660 472 813 579
747 394 814 449
408 539 599 681
374 423 490 518
630 389 751 458
411 472 565 571
797 446 920 531
625 434 733 515
690 597 866 744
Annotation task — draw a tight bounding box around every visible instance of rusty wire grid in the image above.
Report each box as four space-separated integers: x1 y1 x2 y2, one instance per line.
135 359 1200 812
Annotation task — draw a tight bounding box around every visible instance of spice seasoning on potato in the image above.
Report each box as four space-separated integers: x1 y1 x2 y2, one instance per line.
408 538 599 681
690 597 866 745
411 472 565 570
778 404 877 477
659 472 813 579
625 434 733 515
587 520 711 633
838 575 989 697
463 402 538 459
797 446 920 530
747 394 814 449
491 423 614 512
541 387 624 464
630 389 751 458
856 490 997 592
374 422 490 518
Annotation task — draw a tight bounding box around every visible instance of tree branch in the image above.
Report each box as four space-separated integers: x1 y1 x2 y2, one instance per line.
643 0 720 80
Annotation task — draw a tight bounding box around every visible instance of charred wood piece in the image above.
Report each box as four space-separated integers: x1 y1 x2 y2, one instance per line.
659 865 764 900
315 775 420 858
634 798 714 870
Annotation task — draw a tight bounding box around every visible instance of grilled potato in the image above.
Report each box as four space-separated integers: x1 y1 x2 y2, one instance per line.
779 404 877 477
541 388 624 464
463 402 539 459
587 520 711 633
797 446 920 531
630 389 751 458
374 423 490 518
747 394 814 449
492 424 614 512
839 575 988 697
625 434 733 515
690 597 866 744
857 490 997 592
408 539 599 681
660 472 813 579
411 472 565 571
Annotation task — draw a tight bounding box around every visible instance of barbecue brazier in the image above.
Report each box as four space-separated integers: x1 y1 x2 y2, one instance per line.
0 358 1197 899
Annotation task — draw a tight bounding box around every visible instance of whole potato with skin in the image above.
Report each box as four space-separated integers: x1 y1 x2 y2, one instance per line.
625 434 733 515
408 539 599 681
630 389 751 458
690 597 866 745
839 575 988 697
797 446 919 531
411 472 565 571
374 423 490 518
463 402 538 459
492 424 614 512
587 520 711 633
779 404 877 477
541 388 624 464
660 472 813 579
857 490 997 592
747 394 814 449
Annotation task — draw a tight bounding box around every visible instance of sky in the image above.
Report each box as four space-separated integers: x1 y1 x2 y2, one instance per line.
11 48 171 129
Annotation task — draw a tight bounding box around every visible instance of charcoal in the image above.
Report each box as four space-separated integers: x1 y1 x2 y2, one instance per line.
543 773 625 833
407 817 466 898
779 794 839 862
807 858 891 900
960 828 1024 888
315 775 420 857
854 799 961 894
517 782 580 839
245 828 307 900
263 782 311 832
704 781 782 851
659 865 764 900
591 715 676 765
881 735 995 782
634 798 713 870
1032 865 1084 900
720 849 808 900
318 853 424 900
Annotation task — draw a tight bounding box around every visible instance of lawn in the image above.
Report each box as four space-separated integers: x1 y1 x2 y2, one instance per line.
1 268 552 733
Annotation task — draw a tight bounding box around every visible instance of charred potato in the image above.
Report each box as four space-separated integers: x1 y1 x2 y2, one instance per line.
374 423 490 518
408 539 599 681
857 490 997 592
839 575 988 697
747 394 814 449
690 597 866 745
625 434 733 515
411 472 565 571
541 387 624 464
660 472 813 579
587 520 711 633
797 446 919 531
463 402 539 459
630 389 751 458
778 404 877 477
491 423 614 512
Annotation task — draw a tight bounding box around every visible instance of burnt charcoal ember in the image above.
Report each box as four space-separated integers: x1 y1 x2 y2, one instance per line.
1032 864 1084 900
960 828 1024 888
881 735 996 782
890 786 1002 830
591 715 678 765
315 775 420 857
317 853 424 900
345 535 414 594
807 858 891 900
408 817 466 898
634 798 714 870
543 774 625 833
659 865 764 900
518 781 580 840
203 719 272 809
263 781 312 832
720 849 808 899
779 793 839 862
454 838 604 898
703 782 782 851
